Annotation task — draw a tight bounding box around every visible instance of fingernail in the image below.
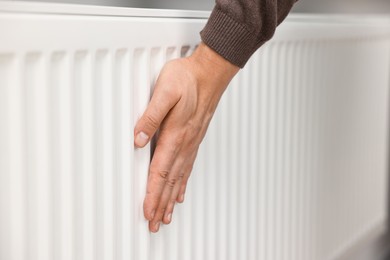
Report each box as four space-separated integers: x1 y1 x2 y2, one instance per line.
154 222 160 232
135 132 149 147
179 194 184 202
150 209 155 220
166 213 172 223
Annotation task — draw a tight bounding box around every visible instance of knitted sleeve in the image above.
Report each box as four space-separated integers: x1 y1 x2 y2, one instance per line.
200 0 298 68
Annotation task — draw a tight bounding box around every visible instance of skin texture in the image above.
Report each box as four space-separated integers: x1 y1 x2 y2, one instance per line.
134 42 239 232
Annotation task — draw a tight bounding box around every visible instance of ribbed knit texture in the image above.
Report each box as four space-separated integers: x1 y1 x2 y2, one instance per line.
200 8 258 68
200 0 298 68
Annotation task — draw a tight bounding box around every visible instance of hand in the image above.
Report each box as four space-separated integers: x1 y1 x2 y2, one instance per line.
134 42 239 232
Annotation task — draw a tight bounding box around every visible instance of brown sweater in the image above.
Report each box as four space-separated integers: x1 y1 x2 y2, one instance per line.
201 0 298 68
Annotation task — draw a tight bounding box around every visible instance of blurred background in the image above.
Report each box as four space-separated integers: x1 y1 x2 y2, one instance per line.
3 0 390 12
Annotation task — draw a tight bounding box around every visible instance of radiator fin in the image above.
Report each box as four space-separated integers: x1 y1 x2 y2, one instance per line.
0 54 13 260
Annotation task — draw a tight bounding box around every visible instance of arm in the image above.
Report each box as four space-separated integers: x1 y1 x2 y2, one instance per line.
135 0 298 233
202 0 298 67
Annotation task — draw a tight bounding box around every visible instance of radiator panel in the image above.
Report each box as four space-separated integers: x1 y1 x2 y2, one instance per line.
0 3 390 260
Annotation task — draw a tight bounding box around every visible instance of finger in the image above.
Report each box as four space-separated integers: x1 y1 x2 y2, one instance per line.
134 82 180 148
151 157 185 227
176 153 196 203
163 171 185 224
143 132 181 221
149 219 160 233
149 191 171 232
177 173 190 203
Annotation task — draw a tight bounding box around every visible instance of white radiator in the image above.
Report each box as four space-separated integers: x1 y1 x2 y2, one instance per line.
0 2 389 260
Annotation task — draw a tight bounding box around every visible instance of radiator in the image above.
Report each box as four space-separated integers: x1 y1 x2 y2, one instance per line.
0 2 389 260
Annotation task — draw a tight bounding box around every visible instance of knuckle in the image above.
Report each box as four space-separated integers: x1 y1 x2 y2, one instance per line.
166 177 177 188
178 172 185 179
150 169 169 181
158 206 166 214
159 170 169 180
144 113 160 130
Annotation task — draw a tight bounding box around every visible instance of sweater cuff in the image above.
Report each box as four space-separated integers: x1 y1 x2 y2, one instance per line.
200 7 259 68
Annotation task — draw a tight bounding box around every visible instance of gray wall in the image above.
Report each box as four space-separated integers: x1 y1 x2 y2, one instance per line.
7 0 390 13
293 0 390 13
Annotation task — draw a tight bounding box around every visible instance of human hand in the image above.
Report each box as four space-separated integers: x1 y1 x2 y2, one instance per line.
134 42 239 232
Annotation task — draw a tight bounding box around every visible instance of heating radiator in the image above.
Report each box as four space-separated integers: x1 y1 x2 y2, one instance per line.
0 2 389 260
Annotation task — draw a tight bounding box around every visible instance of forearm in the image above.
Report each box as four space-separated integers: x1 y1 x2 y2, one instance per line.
201 0 298 68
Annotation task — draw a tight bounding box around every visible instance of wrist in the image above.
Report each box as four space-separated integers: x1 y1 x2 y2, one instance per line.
188 42 239 89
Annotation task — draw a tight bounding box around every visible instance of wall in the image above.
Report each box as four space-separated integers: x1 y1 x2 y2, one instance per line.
3 0 390 12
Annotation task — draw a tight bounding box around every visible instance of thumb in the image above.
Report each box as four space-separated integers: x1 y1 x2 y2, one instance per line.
134 83 180 148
